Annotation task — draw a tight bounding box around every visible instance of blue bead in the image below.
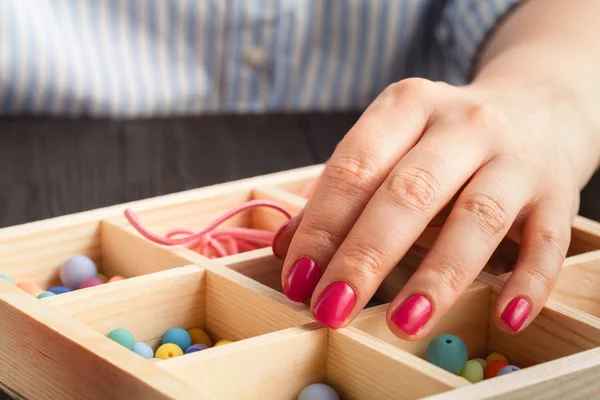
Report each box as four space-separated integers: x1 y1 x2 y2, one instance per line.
0 274 15 285
162 328 192 351
425 334 468 374
133 342 155 359
497 365 520 376
297 383 339 400
48 286 72 295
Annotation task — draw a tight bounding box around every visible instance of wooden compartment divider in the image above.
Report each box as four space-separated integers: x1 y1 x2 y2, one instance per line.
2 164 600 399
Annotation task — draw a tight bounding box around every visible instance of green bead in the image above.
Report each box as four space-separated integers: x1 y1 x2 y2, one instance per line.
107 328 136 350
37 291 56 299
460 360 484 383
471 358 487 369
425 334 468 374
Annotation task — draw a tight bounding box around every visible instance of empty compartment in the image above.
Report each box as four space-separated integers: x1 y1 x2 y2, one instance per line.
159 323 466 400
44 265 313 361
351 279 600 385
0 219 192 296
548 250 600 318
111 188 302 260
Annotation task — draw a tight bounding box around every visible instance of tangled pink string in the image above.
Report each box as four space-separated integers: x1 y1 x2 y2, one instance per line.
124 200 292 259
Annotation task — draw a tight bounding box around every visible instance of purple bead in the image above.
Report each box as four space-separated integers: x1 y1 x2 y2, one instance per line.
496 365 520 376
184 343 209 354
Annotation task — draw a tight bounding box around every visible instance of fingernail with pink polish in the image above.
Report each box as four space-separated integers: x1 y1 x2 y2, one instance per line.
501 297 531 332
313 281 356 329
391 295 432 335
284 257 321 303
272 218 293 259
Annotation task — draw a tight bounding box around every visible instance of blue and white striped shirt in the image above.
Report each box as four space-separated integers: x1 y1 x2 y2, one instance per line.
0 0 520 118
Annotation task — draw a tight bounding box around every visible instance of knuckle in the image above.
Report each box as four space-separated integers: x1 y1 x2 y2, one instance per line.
459 193 509 235
461 101 506 130
341 243 388 279
521 266 554 290
325 155 379 195
536 227 569 259
427 261 469 294
385 78 433 99
298 218 344 250
385 166 441 214
382 78 433 118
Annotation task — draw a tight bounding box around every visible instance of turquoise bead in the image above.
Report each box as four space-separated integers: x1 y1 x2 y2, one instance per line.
133 342 154 359
0 274 15 285
37 291 56 299
162 328 192 351
425 334 468 374
107 328 136 350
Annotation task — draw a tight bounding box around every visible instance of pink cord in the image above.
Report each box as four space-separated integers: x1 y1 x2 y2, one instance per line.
124 200 292 259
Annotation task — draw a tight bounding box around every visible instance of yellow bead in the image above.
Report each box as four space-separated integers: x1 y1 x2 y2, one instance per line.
97 273 108 283
214 340 233 347
155 343 183 360
187 327 212 347
486 352 508 364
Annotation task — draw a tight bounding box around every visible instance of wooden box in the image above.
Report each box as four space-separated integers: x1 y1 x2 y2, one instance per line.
2 164 600 399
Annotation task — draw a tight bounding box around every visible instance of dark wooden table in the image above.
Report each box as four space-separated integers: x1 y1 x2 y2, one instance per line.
0 113 599 399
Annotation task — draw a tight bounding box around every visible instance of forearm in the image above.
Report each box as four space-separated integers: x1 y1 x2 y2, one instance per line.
472 0 600 185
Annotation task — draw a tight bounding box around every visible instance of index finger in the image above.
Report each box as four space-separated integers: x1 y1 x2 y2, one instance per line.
279 79 438 303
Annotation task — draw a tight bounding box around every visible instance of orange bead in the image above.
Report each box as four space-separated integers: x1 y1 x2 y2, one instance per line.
17 282 44 296
108 276 125 283
484 360 509 379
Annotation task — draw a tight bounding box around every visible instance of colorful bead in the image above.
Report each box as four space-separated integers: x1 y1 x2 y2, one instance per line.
109 275 125 283
471 358 487 369
133 342 154 359
97 273 109 283
484 360 509 379
187 327 212 347
425 334 468 374
184 344 209 354
107 328 135 350
460 360 484 383
485 352 508 364
162 328 192 351
17 282 43 296
79 277 104 289
155 343 183 360
0 274 15 285
37 291 56 299
214 340 233 347
47 286 72 295
297 383 340 400
60 255 98 289
497 365 520 376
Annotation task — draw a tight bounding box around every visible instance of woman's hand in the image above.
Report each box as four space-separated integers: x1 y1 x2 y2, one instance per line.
272 0 600 340
272 76 598 339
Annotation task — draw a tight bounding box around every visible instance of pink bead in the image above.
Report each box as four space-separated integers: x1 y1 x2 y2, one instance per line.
80 277 104 289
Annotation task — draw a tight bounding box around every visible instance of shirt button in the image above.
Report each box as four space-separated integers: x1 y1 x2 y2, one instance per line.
244 47 269 69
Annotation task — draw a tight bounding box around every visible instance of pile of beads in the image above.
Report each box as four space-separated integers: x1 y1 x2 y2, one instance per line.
425 334 520 383
0 255 125 299
107 326 233 361
297 383 339 400
124 200 292 259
